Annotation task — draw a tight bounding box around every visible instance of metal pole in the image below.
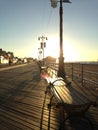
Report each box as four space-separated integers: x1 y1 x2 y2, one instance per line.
58 0 66 79
72 63 73 80
43 44 44 65
81 64 83 86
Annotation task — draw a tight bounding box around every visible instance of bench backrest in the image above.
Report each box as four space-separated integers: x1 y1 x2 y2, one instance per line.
48 78 91 106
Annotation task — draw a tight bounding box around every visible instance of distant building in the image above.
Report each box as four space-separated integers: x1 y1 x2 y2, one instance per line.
0 48 14 64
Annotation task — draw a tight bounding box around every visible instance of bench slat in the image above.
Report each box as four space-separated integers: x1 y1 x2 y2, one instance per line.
51 79 90 105
54 85 73 104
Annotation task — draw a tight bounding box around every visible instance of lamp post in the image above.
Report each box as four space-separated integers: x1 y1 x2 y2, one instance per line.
50 0 71 79
38 36 48 65
38 48 43 61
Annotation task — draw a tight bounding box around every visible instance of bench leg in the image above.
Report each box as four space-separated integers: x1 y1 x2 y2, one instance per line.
45 86 48 94
48 95 54 109
45 85 50 94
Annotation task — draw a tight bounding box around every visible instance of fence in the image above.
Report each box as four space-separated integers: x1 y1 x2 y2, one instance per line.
45 62 98 89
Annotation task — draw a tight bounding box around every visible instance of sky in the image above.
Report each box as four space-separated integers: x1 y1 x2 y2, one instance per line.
0 0 98 62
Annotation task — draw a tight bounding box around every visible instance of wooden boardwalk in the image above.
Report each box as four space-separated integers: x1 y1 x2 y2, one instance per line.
0 62 98 130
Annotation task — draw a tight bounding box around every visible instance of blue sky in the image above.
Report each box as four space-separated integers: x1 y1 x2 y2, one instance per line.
0 0 98 61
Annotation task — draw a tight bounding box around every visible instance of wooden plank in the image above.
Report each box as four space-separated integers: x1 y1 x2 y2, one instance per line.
0 63 98 130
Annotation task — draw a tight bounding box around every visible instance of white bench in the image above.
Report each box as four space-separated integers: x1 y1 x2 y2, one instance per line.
45 77 97 130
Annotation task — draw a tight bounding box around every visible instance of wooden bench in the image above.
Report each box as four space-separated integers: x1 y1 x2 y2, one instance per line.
45 77 97 130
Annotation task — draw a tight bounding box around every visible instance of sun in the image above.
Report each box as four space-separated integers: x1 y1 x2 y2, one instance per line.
63 41 79 62
38 34 79 62
44 38 78 62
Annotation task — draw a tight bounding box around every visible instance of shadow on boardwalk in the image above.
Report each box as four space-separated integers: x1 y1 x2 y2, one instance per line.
0 62 98 130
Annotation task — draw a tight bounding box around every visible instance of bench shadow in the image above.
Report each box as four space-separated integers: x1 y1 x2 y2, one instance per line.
40 89 51 130
58 81 98 130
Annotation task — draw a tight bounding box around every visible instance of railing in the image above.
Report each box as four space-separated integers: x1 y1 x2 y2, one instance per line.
45 62 98 89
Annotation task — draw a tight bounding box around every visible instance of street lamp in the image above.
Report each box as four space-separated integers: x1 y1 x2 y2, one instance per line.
38 36 48 65
50 0 71 79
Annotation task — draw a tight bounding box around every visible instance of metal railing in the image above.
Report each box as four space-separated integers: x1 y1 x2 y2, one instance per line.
45 62 98 89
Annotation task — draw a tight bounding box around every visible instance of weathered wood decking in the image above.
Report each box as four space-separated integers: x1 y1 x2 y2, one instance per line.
0 62 98 130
